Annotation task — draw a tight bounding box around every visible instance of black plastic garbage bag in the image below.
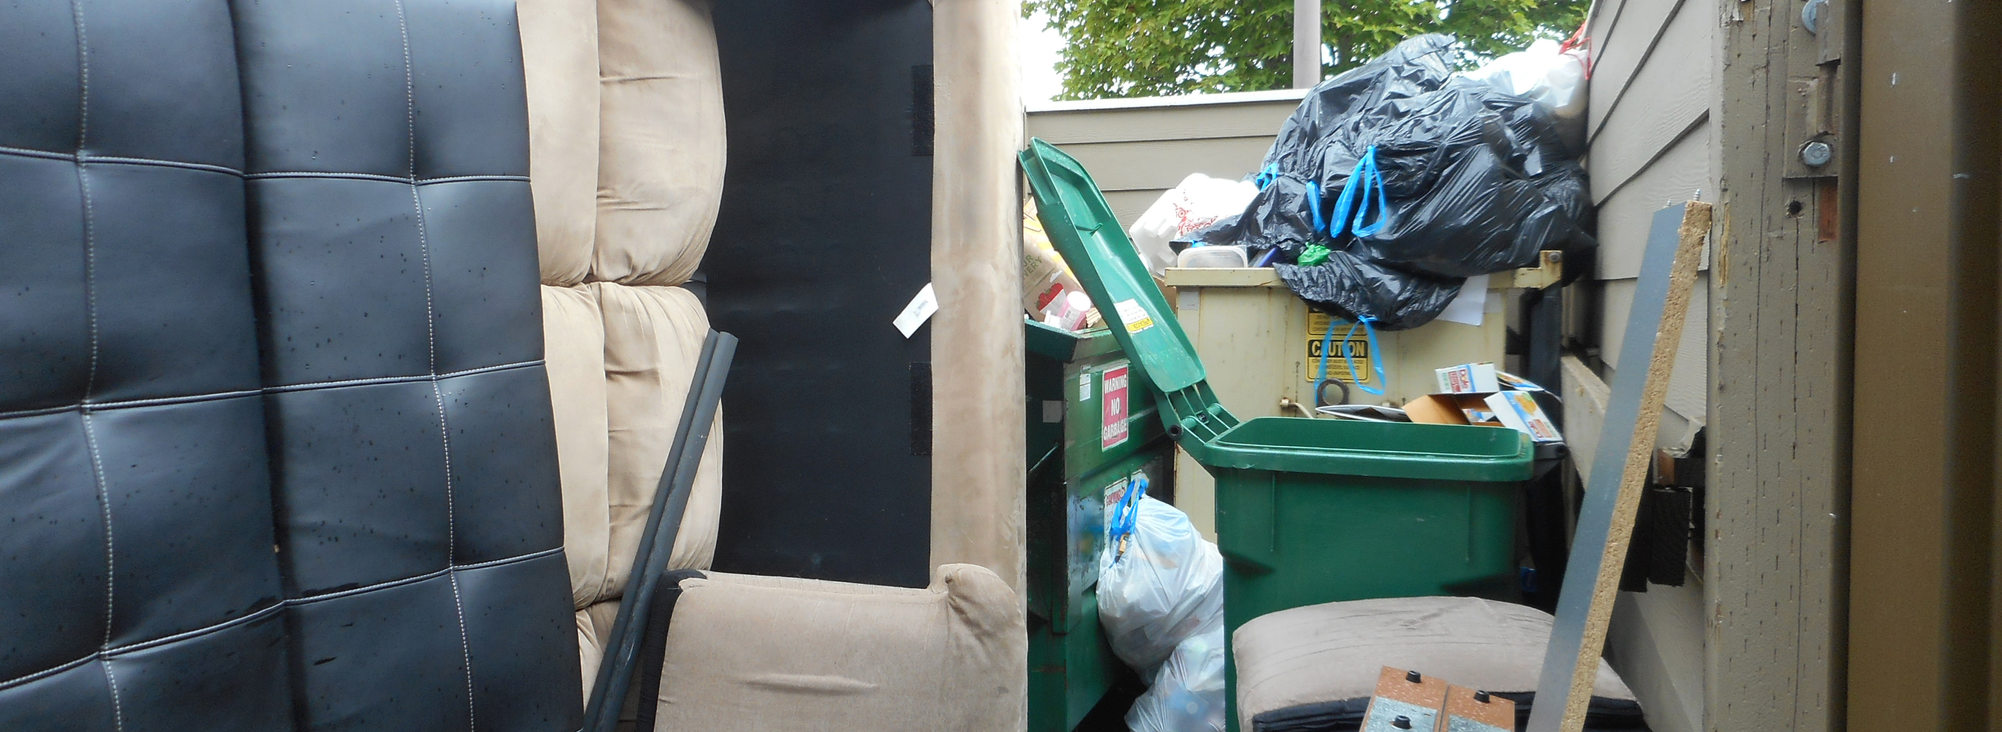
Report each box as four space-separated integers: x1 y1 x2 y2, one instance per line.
1274 253 1465 332
1191 33 1596 329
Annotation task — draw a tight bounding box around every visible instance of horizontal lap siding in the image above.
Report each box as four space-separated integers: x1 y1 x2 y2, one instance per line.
1026 95 1300 227
1575 1 1717 732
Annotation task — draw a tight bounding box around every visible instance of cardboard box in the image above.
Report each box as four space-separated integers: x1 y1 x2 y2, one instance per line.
1486 390 1563 443
1409 364 1562 444
1434 362 1500 394
1404 394 1499 427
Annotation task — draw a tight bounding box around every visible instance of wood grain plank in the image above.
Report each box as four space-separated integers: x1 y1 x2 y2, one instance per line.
1530 201 1709 732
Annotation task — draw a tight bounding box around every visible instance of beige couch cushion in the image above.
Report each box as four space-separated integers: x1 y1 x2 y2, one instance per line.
575 599 623 702
1232 597 1638 729
598 283 723 588
544 285 612 609
593 0 725 286
518 0 599 286
651 564 1027 730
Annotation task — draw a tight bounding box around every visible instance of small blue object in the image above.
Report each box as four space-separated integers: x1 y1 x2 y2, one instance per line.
1316 315 1390 397
1328 146 1392 239
1106 473 1149 559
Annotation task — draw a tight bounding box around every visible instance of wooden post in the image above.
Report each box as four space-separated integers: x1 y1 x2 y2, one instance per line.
1711 0 1849 728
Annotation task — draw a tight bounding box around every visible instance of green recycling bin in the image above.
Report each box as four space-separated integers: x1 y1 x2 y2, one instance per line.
1024 318 1177 730
1021 138 1534 729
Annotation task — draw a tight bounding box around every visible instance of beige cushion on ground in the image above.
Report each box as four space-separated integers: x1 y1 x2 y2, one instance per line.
518 0 599 286
575 599 622 702
544 285 612 609
597 283 723 594
651 564 1027 730
592 0 725 286
1232 596 1638 728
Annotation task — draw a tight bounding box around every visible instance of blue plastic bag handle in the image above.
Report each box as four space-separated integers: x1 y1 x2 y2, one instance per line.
1328 146 1391 238
1106 473 1149 559
1316 315 1389 398
1344 317 1388 396
1305 181 1325 234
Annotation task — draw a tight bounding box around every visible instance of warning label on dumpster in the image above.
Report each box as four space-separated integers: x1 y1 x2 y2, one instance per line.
1114 299 1154 335
1100 363 1130 450
1304 311 1374 384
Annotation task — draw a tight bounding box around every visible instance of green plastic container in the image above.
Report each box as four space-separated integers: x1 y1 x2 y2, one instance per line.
1020 138 1535 729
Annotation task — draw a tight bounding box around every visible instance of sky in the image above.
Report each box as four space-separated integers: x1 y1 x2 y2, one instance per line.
1018 9 1066 104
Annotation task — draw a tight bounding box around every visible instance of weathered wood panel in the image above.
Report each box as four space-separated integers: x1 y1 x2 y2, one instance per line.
1709 0 1845 728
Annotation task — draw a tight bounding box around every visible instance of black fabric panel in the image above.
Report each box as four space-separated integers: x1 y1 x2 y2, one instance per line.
231 0 576 729
0 2 292 730
708 0 935 589
635 570 706 732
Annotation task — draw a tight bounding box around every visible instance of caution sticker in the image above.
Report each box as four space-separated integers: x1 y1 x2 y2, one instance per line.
1113 299 1154 335
1304 311 1374 384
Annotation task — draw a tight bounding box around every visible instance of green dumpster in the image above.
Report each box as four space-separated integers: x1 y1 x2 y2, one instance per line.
1024 318 1177 730
1020 138 1535 730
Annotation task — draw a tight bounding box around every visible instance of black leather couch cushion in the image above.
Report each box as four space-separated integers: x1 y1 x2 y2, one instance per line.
0 1 292 729
233 0 577 728
2 1 579 729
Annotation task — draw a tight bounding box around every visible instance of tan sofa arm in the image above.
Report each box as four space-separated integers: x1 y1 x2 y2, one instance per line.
637 563 1026 731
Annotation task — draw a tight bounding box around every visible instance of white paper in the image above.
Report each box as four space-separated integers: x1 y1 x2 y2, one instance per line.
892 282 938 338
1437 274 1489 327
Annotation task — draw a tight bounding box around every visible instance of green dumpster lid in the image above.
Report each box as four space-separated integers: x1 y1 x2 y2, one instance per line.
1020 138 1209 396
1021 138 1532 480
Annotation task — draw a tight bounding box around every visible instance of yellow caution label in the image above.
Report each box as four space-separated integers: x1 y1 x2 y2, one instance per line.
1305 311 1374 384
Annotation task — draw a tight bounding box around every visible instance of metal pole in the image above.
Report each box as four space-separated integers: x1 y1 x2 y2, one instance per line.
1292 0 1320 88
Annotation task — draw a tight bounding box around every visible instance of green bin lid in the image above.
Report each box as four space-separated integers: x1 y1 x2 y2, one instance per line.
1020 139 1210 399
1021 138 1532 480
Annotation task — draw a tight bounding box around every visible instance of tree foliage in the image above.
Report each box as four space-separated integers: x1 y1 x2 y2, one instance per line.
1024 0 1587 100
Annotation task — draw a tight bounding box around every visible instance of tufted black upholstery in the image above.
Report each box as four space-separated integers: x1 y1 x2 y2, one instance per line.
1 0 579 729
0 1 293 730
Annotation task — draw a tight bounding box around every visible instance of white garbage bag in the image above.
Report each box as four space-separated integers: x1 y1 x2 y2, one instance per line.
1125 623 1227 732
1127 174 1260 278
1097 493 1225 678
1463 39 1588 149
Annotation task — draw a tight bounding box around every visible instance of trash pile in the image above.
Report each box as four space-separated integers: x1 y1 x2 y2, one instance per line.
1182 34 1595 330
1098 481 1228 732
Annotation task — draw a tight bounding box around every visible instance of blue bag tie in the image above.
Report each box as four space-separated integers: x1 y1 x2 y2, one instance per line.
1327 145 1391 238
1316 315 1389 398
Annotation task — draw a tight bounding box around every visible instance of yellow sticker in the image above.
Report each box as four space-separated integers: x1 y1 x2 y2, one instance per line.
1304 311 1373 384
1114 299 1154 334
